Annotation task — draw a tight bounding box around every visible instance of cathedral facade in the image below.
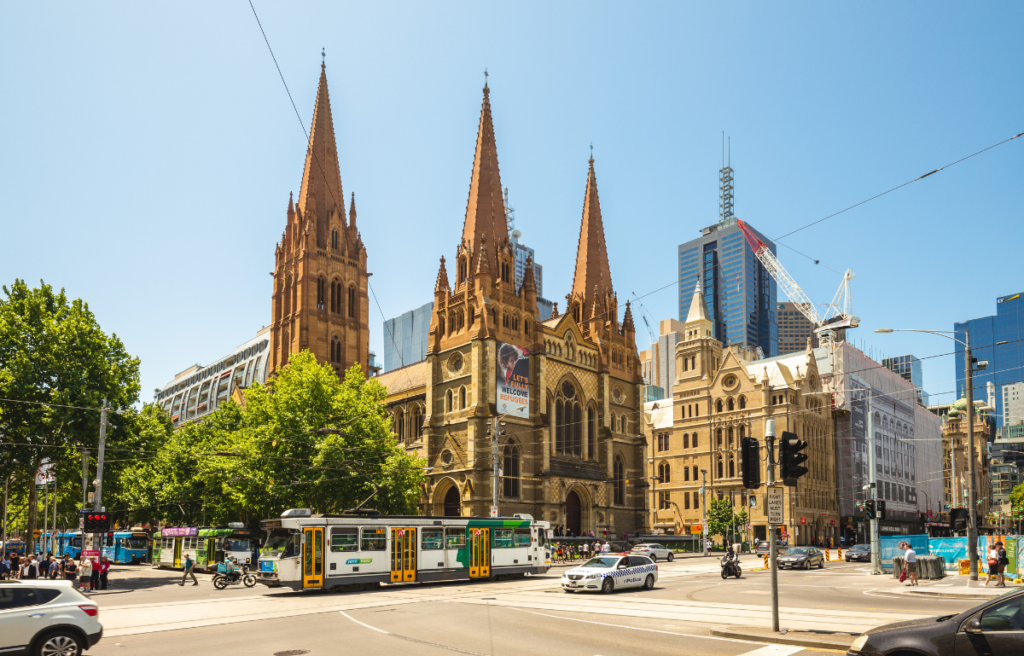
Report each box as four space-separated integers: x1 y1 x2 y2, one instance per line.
270 63 371 377
378 83 647 537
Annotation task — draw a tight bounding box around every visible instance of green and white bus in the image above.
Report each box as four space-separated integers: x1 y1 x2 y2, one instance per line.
153 524 254 570
256 509 551 591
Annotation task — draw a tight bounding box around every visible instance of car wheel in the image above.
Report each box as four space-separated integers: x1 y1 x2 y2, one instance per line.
35 630 82 656
644 574 655 590
818 559 824 569
601 577 615 594
650 554 657 562
667 553 674 562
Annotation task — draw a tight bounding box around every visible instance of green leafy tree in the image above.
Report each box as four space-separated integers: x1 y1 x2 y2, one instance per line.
0 280 140 552
706 498 749 545
117 352 424 528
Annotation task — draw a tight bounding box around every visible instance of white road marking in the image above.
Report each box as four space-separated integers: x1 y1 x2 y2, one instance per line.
736 645 805 656
339 610 389 634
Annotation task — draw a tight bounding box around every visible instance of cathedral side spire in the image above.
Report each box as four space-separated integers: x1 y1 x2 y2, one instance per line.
296 62 346 248
571 155 614 322
461 84 508 276
685 281 710 324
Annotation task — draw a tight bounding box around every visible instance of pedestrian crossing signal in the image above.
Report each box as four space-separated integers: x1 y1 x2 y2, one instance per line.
740 437 760 489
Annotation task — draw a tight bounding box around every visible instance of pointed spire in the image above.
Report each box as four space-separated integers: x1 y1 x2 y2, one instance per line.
685 281 710 324
623 300 635 333
287 191 294 216
522 255 537 293
349 192 357 228
435 256 450 293
297 61 346 247
475 236 491 274
571 155 614 321
461 84 508 275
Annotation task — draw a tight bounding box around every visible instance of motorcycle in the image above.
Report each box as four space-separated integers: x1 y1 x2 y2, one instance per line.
720 555 742 579
213 563 256 589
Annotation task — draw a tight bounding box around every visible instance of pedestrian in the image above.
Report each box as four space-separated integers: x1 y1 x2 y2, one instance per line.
9 551 20 578
90 557 100 591
903 542 918 586
49 556 60 579
754 537 760 548
98 556 111 590
78 557 93 592
63 555 78 583
0 554 11 580
986 543 1002 587
582 541 589 560
996 542 1008 588
20 555 39 580
601 541 611 554
180 552 199 586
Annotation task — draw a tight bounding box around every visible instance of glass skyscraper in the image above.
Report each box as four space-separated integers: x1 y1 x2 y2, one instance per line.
678 219 777 356
382 301 434 373
955 292 1024 428
882 354 929 406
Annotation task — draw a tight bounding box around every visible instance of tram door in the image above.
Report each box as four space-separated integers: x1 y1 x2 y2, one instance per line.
302 527 324 589
390 528 417 583
173 538 182 568
469 528 490 578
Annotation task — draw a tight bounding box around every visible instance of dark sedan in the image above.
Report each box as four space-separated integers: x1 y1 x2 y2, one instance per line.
845 544 872 562
848 588 1024 656
777 547 825 569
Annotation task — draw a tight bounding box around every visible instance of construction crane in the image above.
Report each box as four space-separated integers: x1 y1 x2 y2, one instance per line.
736 219 859 345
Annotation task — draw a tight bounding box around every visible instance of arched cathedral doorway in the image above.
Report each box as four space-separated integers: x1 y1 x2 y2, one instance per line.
444 487 461 517
566 490 582 536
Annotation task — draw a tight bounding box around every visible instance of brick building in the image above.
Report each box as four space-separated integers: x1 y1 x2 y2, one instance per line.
377 83 646 536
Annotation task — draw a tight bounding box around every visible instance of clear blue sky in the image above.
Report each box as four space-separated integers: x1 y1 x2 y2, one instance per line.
3 2 1021 406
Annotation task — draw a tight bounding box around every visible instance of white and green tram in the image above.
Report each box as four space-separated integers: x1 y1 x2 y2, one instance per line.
256 509 551 591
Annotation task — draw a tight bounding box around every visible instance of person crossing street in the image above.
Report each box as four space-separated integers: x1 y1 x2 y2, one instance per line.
180 552 199 586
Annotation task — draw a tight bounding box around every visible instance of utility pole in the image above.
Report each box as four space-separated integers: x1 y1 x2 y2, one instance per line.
94 399 108 512
867 390 881 575
766 418 780 633
964 332 979 581
486 418 506 518
43 482 48 554
2 475 8 548
81 449 90 509
701 469 708 556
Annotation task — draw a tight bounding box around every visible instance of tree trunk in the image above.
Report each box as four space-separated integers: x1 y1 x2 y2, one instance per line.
26 458 41 555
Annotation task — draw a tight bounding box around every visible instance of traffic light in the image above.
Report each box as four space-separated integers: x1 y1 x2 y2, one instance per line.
877 500 887 520
741 437 761 489
865 500 876 519
779 431 808 486
951 508 968 531
106 532 115 547
83 513 111 533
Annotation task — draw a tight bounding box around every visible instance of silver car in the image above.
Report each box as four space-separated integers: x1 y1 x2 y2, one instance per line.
0 579 103 656
631 543 675 562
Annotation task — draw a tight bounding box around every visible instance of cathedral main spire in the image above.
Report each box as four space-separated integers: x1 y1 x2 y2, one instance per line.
297 61 346 248
571 155 614 322
461 83 508 275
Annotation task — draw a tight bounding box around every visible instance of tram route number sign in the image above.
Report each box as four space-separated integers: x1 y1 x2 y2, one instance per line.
474 530 482 537
766 486 784 526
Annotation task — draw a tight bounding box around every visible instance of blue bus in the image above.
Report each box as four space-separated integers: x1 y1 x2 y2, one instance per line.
102 530 150 564
44 531 83 559
2 540 26 556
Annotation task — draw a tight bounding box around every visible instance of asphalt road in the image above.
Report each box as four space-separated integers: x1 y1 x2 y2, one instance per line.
81 557 990 656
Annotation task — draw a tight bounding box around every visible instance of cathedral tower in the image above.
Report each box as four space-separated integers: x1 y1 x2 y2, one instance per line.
270 62 370 377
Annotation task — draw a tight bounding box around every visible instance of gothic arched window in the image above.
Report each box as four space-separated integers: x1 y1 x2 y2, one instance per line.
439 316 446 336
503 443 520 498
717 458 724 478
613 455 625 505
727 397 735 411
460 386 467 410
587 406 596 458
458 256 468 283
446 390 453 413
739 395 747 409
395 409 405 442
716 399 723 413
331 229 338 250
728 458 735 478
413 406 424 439
347 285 357 319
317 277 326 310
684 466 690 482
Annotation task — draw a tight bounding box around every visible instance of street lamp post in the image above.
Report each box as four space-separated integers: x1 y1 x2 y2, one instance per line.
876 327 992 581
701 469 708 556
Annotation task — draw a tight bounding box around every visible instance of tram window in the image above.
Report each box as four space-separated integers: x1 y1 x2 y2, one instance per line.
360 528 387 551
330 527 358 552
513 528 531 547
445 528 466 549
494 529 514 548
537 529 547 546
421 529 443 550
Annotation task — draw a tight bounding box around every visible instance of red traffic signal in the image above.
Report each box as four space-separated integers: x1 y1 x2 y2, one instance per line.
84 513 111 533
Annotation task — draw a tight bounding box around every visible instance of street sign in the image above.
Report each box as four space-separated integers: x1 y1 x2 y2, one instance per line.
766 487 784 525
800 517 807 525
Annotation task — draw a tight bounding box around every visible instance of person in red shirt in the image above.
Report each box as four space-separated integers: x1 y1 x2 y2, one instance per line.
97 556 111 590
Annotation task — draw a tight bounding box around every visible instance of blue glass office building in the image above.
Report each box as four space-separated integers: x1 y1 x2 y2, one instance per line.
382 301 434 373
955 292 1024 428
678 219 777 356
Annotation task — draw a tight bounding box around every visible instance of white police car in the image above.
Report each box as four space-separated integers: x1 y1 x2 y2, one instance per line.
561 554 658 594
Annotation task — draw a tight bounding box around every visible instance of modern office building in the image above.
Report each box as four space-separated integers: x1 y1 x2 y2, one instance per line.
883 354 929 406
777 302 818 355
382 301 434 373
1002 381 1024 428
678 161 777 357
954 291 1024 428
637 318 684 400
990 458 1020 506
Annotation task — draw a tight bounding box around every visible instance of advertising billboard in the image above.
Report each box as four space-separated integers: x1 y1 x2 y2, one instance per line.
496 342 529 418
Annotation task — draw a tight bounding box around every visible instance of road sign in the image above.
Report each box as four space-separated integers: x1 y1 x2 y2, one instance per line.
799 517 807 525
766 487 784 525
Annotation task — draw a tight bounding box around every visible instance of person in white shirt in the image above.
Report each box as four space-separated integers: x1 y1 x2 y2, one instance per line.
903 543 918 586
581 542 589 559
986 544 1003 587
601 542 611 554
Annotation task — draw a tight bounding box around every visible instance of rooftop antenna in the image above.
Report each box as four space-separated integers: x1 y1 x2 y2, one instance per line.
484 67 488 88
719 133 735 224
503 186 516 235
321 48 325 65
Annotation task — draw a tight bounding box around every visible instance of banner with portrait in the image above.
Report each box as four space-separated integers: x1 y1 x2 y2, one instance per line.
496 342 529 418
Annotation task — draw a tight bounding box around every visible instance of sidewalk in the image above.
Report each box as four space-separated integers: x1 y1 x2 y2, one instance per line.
901 578 1023 600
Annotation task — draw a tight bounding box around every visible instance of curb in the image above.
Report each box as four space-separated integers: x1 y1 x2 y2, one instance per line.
710 628 855 651
903 589 1013 600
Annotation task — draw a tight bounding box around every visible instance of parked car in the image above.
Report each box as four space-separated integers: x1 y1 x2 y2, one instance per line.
0 579 102 656
631 543 675 562
847 587 1024 655
755 540 787 556
845 544 872 562
562 555 658 594
777 546 825 569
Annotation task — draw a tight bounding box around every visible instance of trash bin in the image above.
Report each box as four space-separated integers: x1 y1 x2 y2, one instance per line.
893 555 945 580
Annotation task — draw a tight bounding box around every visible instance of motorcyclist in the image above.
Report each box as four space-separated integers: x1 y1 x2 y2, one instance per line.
224 557 240 583
726 544 737 563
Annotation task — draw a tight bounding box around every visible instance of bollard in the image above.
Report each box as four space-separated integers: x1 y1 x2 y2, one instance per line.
838 547 843 560
763 553 769 569
825 548 830 562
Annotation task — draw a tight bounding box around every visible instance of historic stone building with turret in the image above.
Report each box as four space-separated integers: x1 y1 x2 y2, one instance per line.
270 62 371 377
377 82 647 536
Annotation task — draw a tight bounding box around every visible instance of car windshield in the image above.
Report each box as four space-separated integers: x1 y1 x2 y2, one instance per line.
126 537 148 549
581 557 621 568
632 545 651 550
851 545 870 551
786 548 810 555
225 538 251 552
261 530 300 557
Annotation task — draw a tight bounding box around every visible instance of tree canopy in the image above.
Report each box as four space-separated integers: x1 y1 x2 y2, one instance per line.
706 498 749 544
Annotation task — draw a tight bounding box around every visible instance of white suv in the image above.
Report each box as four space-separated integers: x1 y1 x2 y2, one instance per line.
0 580 102 656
